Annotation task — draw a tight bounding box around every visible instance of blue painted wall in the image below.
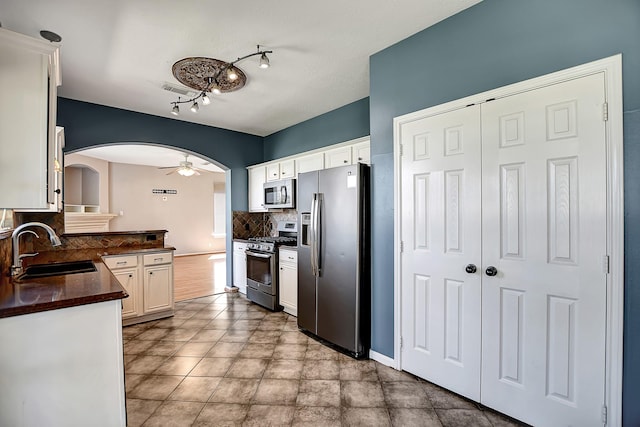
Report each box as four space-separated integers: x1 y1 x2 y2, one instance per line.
263 98 370 161
57 98 263 211
368 0 640 424
56 98 264 291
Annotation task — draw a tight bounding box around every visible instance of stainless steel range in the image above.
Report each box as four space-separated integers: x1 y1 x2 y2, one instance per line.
245 221 297 311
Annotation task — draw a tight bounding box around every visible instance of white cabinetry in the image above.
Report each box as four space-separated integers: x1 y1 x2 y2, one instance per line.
0 28 61 210
266 159 296 182
103 250 174 325
296 152 325 175
233 241 248 294
279 248 297 316
248 166 267 212
325 146 352 168
352 141 371 165
143 252 173 314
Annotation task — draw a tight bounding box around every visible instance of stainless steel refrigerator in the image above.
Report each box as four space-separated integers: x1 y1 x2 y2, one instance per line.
297 163 370 358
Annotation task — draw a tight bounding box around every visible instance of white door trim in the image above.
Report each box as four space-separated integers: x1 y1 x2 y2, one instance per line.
393 54 624 426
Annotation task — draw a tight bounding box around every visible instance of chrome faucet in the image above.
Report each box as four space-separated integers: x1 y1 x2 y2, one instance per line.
11 222 62 276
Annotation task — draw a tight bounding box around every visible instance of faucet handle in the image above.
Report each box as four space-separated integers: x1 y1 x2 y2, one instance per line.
18 252 39 261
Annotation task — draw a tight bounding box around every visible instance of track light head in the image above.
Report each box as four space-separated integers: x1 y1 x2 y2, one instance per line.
171 104 180 116
201 93 210 105
259 52 270 69
227 67 238 81
190 101 199 113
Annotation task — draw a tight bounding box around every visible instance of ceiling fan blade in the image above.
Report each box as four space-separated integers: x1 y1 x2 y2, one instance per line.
166 168 178 175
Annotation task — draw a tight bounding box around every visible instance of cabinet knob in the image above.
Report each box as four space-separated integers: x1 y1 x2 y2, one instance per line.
358 157 362 161
54 189 61 194
128 274 133 278
149 271 153 275
465 264 477 274
343 160 348 163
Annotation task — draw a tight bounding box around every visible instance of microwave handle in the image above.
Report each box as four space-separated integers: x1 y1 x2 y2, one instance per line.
281 185 287 203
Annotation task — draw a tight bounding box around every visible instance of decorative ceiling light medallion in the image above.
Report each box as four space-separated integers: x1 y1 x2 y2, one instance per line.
168 45 272 116
172 57 246 93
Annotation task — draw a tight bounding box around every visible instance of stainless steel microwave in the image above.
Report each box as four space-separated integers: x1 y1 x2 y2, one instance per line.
263 178 296 209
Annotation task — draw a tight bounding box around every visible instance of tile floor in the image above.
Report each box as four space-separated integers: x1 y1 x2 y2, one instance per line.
123 293 527 427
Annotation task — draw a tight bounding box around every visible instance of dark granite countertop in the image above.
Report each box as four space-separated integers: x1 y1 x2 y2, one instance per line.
61 229 168 237
0 245 175 319
0 262 127 319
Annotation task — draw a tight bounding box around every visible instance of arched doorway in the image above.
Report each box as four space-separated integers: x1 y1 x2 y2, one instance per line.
64 142 232 299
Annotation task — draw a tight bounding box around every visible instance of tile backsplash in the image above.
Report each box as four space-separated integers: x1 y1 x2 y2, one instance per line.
232 210 299 239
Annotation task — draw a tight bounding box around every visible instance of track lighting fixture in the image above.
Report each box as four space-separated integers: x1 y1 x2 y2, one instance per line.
169 45 273 116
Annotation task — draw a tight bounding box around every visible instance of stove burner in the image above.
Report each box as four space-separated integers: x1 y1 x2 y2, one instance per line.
249 236 297 245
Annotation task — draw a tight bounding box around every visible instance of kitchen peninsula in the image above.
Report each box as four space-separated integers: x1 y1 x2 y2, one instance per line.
0 224 174 427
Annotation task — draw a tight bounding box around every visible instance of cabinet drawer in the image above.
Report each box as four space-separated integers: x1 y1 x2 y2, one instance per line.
279 249 297 264
143 252 172 266
103 255 138 270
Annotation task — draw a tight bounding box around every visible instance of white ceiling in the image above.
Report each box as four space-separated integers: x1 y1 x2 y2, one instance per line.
1 0 480 139
73 145 226 173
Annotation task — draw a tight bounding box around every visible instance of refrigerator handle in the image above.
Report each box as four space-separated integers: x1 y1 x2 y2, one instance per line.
310 193 318 276
314 193 322 276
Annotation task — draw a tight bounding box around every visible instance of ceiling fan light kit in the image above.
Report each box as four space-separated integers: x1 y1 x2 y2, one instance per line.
161 154 211 177
169 45 273 116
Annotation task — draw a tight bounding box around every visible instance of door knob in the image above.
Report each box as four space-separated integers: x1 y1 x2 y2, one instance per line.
485 266 498 277
465 264 477 274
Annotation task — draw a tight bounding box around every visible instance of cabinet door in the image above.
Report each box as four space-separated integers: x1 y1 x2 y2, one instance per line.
112 268 140 319
248 166 267 212
279 159 295 179
325 146 352 169
143 264 173 313
0 29 59 209
296 153 324 175
266 163 281 182
279 262 297 316
352 141 370 165
233 242 247 294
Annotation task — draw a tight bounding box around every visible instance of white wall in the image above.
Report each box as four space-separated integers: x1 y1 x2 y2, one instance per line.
108 162 226 255
65 153 110 211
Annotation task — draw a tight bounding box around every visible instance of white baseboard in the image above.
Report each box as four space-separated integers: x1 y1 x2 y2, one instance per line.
369 349 395 367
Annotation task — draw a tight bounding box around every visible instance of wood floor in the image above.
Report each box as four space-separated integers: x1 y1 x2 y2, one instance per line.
173 253 227 302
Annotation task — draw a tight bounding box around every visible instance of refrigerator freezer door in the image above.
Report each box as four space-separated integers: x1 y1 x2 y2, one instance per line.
297 170 319 334
316 164 361 352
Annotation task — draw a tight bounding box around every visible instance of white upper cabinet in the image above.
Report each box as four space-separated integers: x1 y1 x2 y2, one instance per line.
325 146 352 169
0 28 61 210
279 159 295 179
296 152 325 175
248 165 267 212
266 163 281 182
352 141 371 165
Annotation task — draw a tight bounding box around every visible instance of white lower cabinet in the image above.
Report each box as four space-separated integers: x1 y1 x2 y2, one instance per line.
233 241 248 294
103 250 174 325
112 268 139 319
144 264 173 313
279 249 297 316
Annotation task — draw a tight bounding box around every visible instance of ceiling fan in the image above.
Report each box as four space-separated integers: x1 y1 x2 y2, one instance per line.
159 154 209 177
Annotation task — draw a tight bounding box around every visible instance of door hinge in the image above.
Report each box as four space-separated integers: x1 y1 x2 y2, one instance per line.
399 144 403 156
601 404 608 424
603 255 610 274
603 102 609 121
400 241 404 253
400 336 403 350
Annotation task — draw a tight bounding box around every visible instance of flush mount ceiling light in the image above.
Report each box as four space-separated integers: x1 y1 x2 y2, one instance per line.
169 45 273 116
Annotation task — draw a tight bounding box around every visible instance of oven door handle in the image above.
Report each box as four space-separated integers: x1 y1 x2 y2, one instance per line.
245 250 272 259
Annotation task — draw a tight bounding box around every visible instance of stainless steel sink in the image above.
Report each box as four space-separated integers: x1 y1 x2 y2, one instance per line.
18 260 97 280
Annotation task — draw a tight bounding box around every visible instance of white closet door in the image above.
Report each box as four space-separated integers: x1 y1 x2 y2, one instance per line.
480 72 607 426
400 105 482 400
